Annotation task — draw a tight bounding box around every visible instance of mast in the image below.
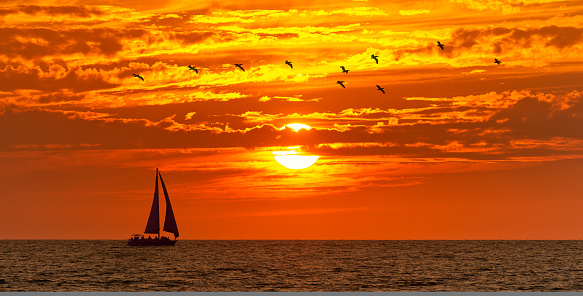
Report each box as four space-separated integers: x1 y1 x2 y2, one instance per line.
159 171 179 239
144 168 160 236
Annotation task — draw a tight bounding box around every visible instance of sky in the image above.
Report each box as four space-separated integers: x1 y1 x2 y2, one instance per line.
1 0 583 239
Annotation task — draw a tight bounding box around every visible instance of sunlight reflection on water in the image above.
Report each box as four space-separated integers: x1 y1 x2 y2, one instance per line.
1 240 583 291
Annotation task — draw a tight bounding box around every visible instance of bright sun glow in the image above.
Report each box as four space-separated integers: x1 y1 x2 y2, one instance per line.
274 155 319 169
273 147 319 169
284 123 312 132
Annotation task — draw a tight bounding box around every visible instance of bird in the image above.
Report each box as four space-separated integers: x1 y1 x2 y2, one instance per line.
371 54 379 64
340 66 349 74
437 41 444 50
132 74 144 81
494 58 501 65
187 65 198 73
235 64 245 72
376 85 385 94
285 60 293 69
337 81 345 88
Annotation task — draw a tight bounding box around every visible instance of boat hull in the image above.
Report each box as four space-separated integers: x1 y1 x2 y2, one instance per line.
127 238 176 246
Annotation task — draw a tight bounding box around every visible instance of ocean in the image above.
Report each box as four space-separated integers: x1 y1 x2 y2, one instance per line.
1 240 582 291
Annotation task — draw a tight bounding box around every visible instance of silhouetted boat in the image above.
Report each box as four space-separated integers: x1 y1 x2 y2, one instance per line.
127 168 179 246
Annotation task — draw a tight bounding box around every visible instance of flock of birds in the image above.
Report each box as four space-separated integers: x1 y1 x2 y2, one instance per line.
132 41 502 95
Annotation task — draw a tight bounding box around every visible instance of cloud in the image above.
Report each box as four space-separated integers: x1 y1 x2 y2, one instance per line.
189 7 389 25
389 25 583 69
326 7 390 16
0 65 118 93
489 90 583 139
190 14 257 24
399 9 431 15
450 0 566 14
188 9 298 24
461 69 486 75
452 25 583 51
0 27 147 59
1 87 583 169
37 91 86 104
170 31 217 44
259 95 318 102
0 5 106 17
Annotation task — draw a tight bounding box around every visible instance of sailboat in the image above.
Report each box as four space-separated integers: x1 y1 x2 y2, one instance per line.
127 168 179 246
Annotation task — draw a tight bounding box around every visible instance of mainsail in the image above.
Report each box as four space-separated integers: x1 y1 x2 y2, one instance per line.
160 173 179 238
144 168 160 234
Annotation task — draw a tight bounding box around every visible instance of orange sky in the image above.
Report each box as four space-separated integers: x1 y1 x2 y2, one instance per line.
1 0 583 239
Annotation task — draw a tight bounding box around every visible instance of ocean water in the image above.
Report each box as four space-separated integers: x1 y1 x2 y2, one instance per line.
1 240 583 291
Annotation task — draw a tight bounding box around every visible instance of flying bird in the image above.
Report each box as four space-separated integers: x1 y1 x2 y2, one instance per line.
337 81 345 88
132 74 144 81
285 60 293 69
235 64 245 72
371 54 379 64
494 58 501 65
437 41 444 50
376 85 385 94
187 65 198 73
340 66 349 74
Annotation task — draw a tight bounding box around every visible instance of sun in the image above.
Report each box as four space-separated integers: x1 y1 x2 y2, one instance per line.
273 123 319 169
273 150 320 170
274 151 319 170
